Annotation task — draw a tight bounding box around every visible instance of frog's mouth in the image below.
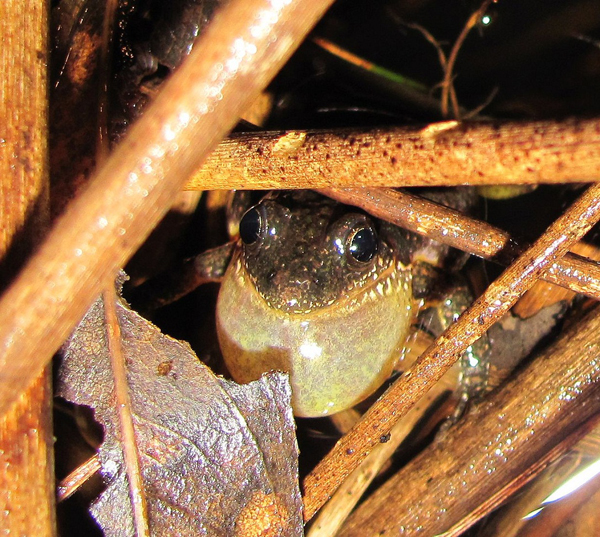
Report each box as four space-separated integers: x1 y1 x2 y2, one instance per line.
238 249 411 316
216 253 414 417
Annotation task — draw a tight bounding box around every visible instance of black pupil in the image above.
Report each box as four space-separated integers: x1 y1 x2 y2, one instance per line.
349 227 377 262
239 207 262 244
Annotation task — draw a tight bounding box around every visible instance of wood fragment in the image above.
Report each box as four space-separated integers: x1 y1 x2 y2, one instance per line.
340 305 600 536
302 183 600 521
184 118 600 189
514 241 600 318
103 288 149 536
307 384 450 537
56 454 101 503
0 2 55 535
0 0 334 418
320 187 600 301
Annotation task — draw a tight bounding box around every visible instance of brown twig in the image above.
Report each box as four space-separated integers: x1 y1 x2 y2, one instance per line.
0 0 334 418
185 118 600 189
302 183 600 521
307 383 451 537
104 287 149 535
441 0 495 118
56 454 101 503
340 305 600 536
319 187 600 301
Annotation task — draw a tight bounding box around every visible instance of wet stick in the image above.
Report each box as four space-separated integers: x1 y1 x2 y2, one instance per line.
303 183 600 521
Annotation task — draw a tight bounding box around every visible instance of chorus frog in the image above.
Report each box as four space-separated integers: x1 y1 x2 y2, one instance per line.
216 190 488 417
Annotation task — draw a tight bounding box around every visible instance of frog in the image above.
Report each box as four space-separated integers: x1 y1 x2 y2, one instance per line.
215 189 489 417
128 188 490 418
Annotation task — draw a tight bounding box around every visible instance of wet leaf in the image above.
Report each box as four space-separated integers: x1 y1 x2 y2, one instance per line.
57 288 302 536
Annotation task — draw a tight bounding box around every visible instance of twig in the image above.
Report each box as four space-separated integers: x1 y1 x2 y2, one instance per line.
319 187 600 301
104 287 149 535
340 305 600 536
307 384 450 537
302 183 600 521
56 454 101 503
185 118 600 189
441 0 495 118
0 0 334 418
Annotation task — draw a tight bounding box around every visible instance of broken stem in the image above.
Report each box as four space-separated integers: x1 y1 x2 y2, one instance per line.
56 454 101 503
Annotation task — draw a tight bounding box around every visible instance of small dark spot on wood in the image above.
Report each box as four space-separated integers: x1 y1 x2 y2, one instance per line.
325 153 331 160
349 137 357 146
396 143 403 149
356 149 362 157
313 144 319 151
346 448 355 455
362 141 372 148
380 433 391 443
256 146 264 156
382 150 388 157
391 156 398 165
386 135 391 144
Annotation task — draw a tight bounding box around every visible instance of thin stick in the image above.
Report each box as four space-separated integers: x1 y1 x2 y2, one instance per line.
302 183 600 521
320 187 600 300
185 118 600 189
307 385 450 537
441 0 495 118
0 0 334 418
56 454 101 503
104 287 149 536
340 305 600 536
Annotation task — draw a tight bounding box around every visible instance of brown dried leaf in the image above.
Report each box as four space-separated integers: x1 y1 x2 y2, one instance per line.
57 288 302 536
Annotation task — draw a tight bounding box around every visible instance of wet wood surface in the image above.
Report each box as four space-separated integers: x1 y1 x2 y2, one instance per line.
185 119 600 189
0 1 55 534
340 305 600 536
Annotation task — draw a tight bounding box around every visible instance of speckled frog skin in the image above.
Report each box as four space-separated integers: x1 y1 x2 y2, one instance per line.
216 191 415 417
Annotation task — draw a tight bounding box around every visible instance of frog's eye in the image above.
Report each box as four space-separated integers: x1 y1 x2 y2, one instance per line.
348 226 378 263
239 206 263 245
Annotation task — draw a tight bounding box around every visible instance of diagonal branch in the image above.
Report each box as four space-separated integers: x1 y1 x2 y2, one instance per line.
302 183 600 521
0 0 334 418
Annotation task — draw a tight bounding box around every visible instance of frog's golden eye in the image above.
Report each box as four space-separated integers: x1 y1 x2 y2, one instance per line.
239 206 263 245
348 226 378 263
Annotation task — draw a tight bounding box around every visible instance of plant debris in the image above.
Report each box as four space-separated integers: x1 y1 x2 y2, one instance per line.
57 282 302 536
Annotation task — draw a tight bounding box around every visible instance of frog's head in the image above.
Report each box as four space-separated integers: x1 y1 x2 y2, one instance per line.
217 191 413 417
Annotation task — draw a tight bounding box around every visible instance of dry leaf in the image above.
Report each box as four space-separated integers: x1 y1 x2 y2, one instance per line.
57 285 302 536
